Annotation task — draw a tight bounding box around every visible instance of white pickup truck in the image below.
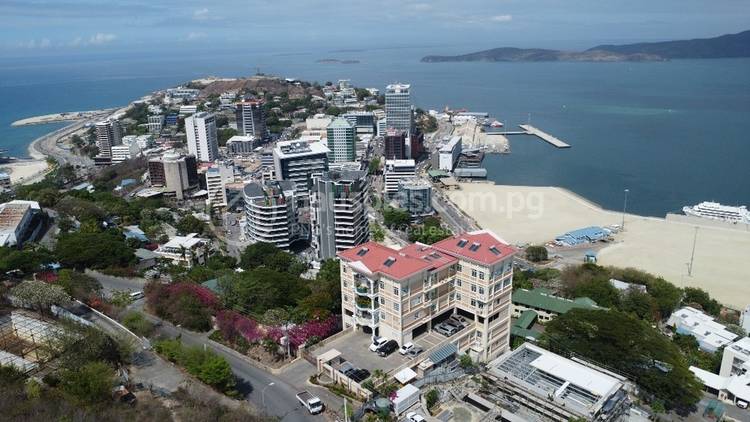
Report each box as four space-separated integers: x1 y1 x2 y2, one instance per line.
296 391 324 415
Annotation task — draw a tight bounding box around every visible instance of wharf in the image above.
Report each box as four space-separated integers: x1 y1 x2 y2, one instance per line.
518 124 571 148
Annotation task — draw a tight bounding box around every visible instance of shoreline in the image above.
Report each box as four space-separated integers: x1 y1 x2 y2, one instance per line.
11 108 118 127
444 181 750 309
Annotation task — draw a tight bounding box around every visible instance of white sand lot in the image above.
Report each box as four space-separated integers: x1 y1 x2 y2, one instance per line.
446 183 750 309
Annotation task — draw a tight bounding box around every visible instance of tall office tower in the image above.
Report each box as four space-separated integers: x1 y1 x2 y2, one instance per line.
272 140 329 197
384 128 407 160
147 152 199 200
185 112 219 162
243 180 302 249
385 83 412 135
236 100 267 139
95 119 123 158
311 170 369 260
326 117 356 163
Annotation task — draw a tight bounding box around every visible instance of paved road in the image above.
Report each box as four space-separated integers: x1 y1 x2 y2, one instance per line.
86 269 147 296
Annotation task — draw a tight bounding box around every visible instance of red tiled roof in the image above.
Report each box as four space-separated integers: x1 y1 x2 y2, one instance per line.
432 230 516 266
338 242 436 280
399 243 458 270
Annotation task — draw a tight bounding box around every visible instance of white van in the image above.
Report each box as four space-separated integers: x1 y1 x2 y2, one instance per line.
129 291 144 301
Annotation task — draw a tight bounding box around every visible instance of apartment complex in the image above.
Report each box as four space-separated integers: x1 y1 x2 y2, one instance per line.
385 83 412 135
95 119 123 159
155 233 209 267
205 167 228 207
326 118 356 163
339 230 516 362
272 140 329 197
311 170 369 260
236 100 267 139
243 180 302 249
147 152 199 200
147 115 164 134
384 159 416 195
185 112 219 162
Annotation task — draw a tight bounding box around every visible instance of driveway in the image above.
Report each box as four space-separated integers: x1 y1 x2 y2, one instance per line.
86 270 147 296
312 330 416 376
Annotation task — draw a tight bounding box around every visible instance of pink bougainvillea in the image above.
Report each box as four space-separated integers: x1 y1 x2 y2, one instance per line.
165 283 219 309
216 309 263 344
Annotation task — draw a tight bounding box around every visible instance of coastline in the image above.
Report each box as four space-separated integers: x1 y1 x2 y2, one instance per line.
444 181 750 309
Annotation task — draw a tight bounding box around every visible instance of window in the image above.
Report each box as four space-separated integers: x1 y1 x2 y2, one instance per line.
476 330 483 338
380 297 385 305
380 311 385 320
478 302 484 309
394 303 400 311
478 271 484 280
356 247 369 256
489 246 501 256
471 284 477 293
456 293 462 301
393 287 399 296
415 311 420 319
384 257 396 267
478 287 484 295
456 264 462 272
450 293 455 300
457 239 468 247
379 281 384 289
471 269 477 277
503 279 512 288
456 279 462 287
343 266 348 273
469 243 480 252
344 295 349 302
343 281 347 287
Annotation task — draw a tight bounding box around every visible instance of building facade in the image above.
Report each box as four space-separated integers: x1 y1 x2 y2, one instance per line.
243 180 302 249
185 112 219 162
205 167 228 208
147 115 164 134
272 140 329 197
236 100 267 139
95 119 123 159
326 118 356 163
342 111 376 135
396 178 433 218
439 136 462 171
384 129 407 160
339 230 516 363
385 83 412 135
148 152 199 200
311 170 369 260
226 135 256 157
384 159 416 196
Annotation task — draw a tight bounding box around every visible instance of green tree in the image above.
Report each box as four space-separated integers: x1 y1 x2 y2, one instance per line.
542 308 702 412
238 242 306 275
55 231 135 270
122 312 155 337
425 389 439 409
9 280 70 314
370 223 385 242
175 215 207 235
56 269 102 301
619 288 658 321
682 287 722 316
59 361 114 405
382 206 410 228
525 245 548 262
368 157 381 175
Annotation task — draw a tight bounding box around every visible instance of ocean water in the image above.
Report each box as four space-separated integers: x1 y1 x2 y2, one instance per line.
1 47 748 217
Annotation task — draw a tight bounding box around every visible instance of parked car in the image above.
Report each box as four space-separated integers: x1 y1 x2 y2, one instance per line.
435 323 458 337
350 369 371 382
406 346 424 358
399 342 415 355
377 340 399 357
369 337 388 352
450 315 468 327
407 412 426 422
444 318 463 329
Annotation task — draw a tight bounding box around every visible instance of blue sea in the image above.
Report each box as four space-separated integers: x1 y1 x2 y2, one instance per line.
1 46 749 217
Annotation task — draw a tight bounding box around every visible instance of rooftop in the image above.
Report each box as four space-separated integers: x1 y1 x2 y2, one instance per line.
668 306 738 350
327 117 354 129
439 136 462 153
432 230 516 266
274 140 330 158
161 233 206 250
512 288 600 315
338 242 438 280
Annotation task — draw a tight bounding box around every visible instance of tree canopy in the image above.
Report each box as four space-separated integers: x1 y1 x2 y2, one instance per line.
55 231 135 270
9 280 70 313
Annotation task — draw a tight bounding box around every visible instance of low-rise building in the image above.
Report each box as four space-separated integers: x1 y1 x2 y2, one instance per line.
396 178 433 218
339 230 516 362
511 288 600 323
226 135 256 157
155 233 209 267
0 200 42 248
0 172 11 190
690 365 750 409
485 343 631 422
438 136 462 171
720 337 750 377
667 306 738 353
147 115 164 134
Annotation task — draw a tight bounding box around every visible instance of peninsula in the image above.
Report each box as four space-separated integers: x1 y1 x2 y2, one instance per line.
421 29 750 62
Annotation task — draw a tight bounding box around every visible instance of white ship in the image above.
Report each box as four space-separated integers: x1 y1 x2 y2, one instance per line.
682 201 750 224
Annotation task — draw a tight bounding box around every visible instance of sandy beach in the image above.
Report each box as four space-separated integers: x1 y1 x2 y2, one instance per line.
445 182 750 309
11 108 116 127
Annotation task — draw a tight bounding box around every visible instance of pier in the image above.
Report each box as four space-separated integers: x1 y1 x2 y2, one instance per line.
519 124 571 148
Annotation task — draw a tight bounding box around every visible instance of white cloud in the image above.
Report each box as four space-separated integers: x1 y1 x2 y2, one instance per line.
18 38 52 49
489 14 513 23
185 32 207 41
193 8 209 20
88 33 117 45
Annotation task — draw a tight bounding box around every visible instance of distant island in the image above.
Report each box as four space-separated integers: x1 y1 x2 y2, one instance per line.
316 58 360 64
421 30 750 62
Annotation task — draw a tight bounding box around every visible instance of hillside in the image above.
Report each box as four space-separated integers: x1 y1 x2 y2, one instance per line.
421 30 750 63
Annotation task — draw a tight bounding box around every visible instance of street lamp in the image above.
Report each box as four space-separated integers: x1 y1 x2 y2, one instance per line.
261 382 275 410
621 189 629 230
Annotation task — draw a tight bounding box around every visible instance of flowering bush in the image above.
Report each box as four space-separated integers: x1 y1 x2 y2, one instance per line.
165 283 219 309
144 281 216 331
216 310 263 344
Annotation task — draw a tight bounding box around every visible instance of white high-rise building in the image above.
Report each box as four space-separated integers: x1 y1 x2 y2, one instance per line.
385 83 412 135
384 159 416 195
243 180 302 249
326 117 356 163
185 112 219 162
205 167 228 208
311 170 369 260
95 119 123 159
272 140 329 197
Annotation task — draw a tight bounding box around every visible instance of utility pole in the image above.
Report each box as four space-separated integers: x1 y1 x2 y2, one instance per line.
622 189 629 230
688 226 698 276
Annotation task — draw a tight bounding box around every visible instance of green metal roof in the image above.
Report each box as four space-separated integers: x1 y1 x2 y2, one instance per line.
201 278 220 294
514 310 538 329
512 288 599 315
427 169 450 178
510 326 541 340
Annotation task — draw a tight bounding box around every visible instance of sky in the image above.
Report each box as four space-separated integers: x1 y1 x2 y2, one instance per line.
1 0 749 57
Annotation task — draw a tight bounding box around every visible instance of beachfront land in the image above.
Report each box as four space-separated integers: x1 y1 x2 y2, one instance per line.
446 182 750 309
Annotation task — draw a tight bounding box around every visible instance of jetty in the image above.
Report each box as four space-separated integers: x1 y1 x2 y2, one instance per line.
519 124 571 148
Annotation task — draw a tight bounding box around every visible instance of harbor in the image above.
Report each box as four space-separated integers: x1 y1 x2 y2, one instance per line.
518 124 571 148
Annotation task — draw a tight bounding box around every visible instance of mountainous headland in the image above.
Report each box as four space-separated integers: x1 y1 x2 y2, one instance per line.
421 30 750 62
